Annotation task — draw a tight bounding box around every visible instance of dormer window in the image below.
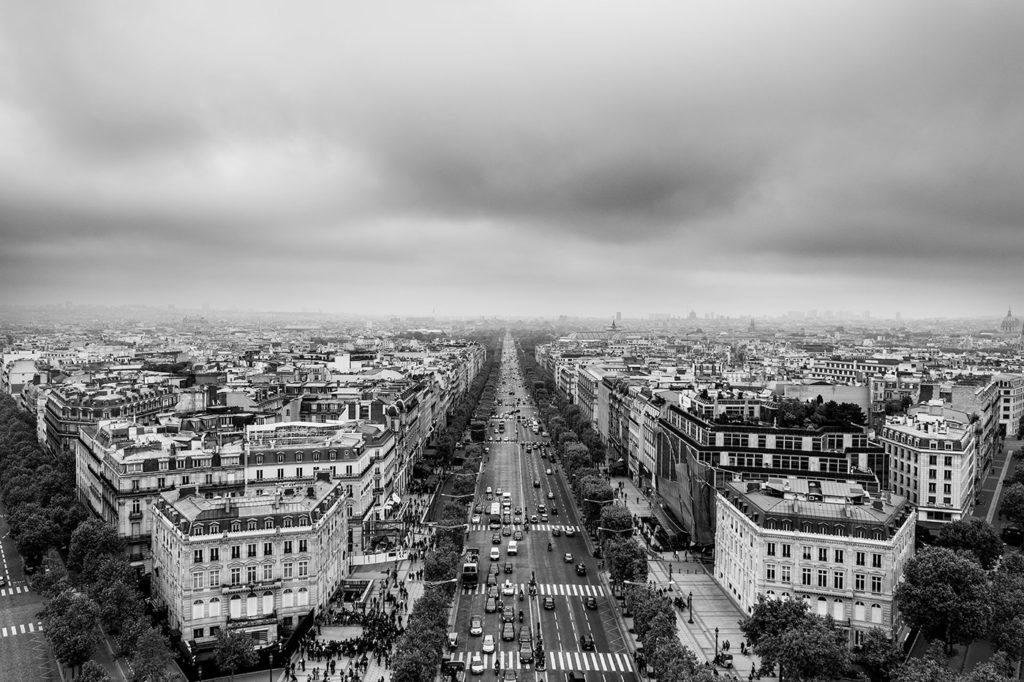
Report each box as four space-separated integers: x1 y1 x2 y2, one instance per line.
284 517 293 528
296 453 303 463
210 523 220 534
256 455 264 465
299 517 310 526
312 451 320 462
231 521 241 532
192 525 204 536
264 519 274 529
248 520 257 531
277 452 285 463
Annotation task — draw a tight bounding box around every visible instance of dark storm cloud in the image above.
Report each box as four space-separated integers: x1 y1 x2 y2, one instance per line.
1 1 1024 316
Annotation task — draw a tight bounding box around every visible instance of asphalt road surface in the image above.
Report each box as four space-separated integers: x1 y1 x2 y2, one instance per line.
448 333 637 682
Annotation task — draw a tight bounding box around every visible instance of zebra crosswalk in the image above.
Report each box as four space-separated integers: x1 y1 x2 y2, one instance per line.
0 585 29 597
471 524 578 533
464 582 605 597
452 649 634 673
1 622 43 638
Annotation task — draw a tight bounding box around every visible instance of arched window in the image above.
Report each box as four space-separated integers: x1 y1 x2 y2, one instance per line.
264 519 274 529
284 517 293 528
248 520 257 531
283 589 294 608
230 595 242 618
854 601 866 621
210 523 220 534
871 604 883 624
192 525 203 536
299 517 310 526
209 598 221 617
192 600 205 620
262 591 274 614
246 592 258 616
297 587 309 606
277 452 285 463
817 597 828 617
296 453 303 463
833 599 844 621
329 450 336 461
312 451 320 462
256 455 264 465
833 526 846 537
872 529 884 540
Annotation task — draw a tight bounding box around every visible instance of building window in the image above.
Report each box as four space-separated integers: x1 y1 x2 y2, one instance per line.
230 567 241 585
854 601 866 621
248 520 257 531
817 570 828 588
833 571 845 589
766 543 776 557
256 455 264 465
231 545 241 560
298 561 308 577
834 550 844 564
284 518 293 528
855 573 865 591
284 541 293 554
782 544 791 558
193 628 205 639
871 576 882 593
781 566 791 584
192 600 205 620
802 546 812 561
855 551 865 567
209 569 220 586
299 517 310 527
193 549 204 563
210 548 219 562
871 604 883 623
872 554 882 569
277 468 285 479
264 542 273 556
211 524 220 535
256 469 264 481
284 563 293 578
299 540 308 553
246 566 257 583
296 467 303 478
231 521 241 532
247 544 257 558
766 564 776 581
263 564 274 581
192 573 204 590
818 548 828 562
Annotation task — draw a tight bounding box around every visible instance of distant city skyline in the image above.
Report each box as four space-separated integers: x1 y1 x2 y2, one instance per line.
1 2 1023 319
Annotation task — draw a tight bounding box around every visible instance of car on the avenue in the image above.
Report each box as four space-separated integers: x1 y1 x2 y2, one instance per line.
486 596 498 613
496 487 503 496
448 632 459 650
546 468 552 475
580 635 595 651
502 670 517 681
514 507 522 515
547 491 554 499
504 561 514 574
502 622 516 641
490 547 500 561
470 615 484 636
502 580 516 596
533 480 541 488
482 634 496 653
474 503 484 514
551 527 561 537
575 563 587 576
530 515 539 523
502 607 516 623
492 533 501 544
565 527 575 537
502 525 512 537
470 653 485 675
584 595 597 610
543 595 556 610
472 514 481 524
564 553 573 563
486 572 498 588
540 513 548 522
519 641 534 664
513 530 523 541
486 487 493 495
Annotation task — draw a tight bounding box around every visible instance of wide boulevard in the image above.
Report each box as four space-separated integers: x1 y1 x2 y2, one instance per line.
447 333 637 681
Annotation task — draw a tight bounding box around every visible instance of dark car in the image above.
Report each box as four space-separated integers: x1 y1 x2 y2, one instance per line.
502 525 512 537
519 640 534 664
502 607 515 623
474 503 484 514
502 622 516 641
504 561 514 574
584 595 597 610
575 563 587 576
492 533 501 545
580 635 594 651
543 595 555 610
485 596 498 613
551 527 561 537
1003 526 1024 546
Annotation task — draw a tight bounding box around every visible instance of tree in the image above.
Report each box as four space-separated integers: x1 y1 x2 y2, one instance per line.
770 617 850 682
605 536 648 584
895 547 991 654
1000 483 1024 526
15 508 58 568
76 661 112 682
933 518 1004 570
68 517 125 576
599 504 633 536
214 630 257 681
130 627 175 682
857 628 903 682
41 588 101 672
891 644 957 682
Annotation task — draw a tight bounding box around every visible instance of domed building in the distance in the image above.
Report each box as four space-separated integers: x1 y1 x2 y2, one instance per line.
1000 307 1021 335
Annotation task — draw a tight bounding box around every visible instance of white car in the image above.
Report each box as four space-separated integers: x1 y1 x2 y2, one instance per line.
496 487 503 496
470 652 485 674
472 514 481 524
545 468 552 475
502 580 515 596
547 491 554 499
482 635 496 653
486 487 493 495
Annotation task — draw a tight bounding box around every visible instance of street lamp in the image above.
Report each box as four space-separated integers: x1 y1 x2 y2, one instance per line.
715 627 719 658
688 591 693 624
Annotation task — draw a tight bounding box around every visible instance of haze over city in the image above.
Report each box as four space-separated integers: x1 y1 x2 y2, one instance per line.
2 1 1023 319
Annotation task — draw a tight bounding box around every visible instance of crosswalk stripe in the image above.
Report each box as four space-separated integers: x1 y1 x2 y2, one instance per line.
463 582 605 597
1 627 6 637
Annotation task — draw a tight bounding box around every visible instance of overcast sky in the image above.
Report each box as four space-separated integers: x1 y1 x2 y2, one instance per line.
1 1 1022 320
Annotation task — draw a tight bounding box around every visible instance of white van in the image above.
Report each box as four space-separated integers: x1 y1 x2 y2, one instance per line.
507 540 518 555
502 492 512 503
490 547 500 561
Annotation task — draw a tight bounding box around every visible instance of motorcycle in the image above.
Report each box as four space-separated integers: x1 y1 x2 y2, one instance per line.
519 589 524 602
547 542 552 551
519 610 524 623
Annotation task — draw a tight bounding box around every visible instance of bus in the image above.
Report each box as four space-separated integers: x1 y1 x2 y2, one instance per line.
489 502 502 529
